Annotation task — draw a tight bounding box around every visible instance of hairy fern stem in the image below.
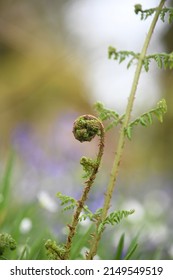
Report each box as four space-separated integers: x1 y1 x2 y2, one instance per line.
86 0 166 260
62 115 105 259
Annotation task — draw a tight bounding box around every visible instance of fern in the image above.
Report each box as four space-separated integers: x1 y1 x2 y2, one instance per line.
108 47 139 69
53 0 168 260
145 52 173 71
45 239 66 260
134 4 173 24
56 192 77 211
0 233 16 257
124 99 167 140
79 207 102 222
108 47 173 72
95 99 167 140
56 192 102 223
94 102 124 131
80 157 98 179
98 209 135 234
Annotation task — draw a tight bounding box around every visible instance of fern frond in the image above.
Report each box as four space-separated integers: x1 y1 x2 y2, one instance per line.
160 7 173 23
134 4 173 24
79 207 102 223
56 192 77 211
45 239 66 260
108 46 173 72
80 157 98 179
125 99 167 140
134 4 156 20
108 47 139 68
79 205 93 222
144 52 173 71
94 102 119 121
143 57 150 72
98 209 135 234
94 102 124 131
0 233 16 256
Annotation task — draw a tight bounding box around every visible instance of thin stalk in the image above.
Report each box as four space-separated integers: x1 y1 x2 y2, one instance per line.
63 116 105 260
86 0 165 260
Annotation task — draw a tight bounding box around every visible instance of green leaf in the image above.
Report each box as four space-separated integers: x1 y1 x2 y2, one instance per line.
135 7 173 24
108 46 117 59
98 209 135 234
124 234 139 260
18 241 30 260
114 233 125 260
94 102 123 131
139 116 147 126
56 192 77 211
144 52 173 70
127 58 134 69
125 243 138 260
134 4 142 15
0 233 16 257
114 233 138 260
146 113 153 125
119 55 126 63
143 57 150 72
125 99 167 140
45 239 66 260
79 207 102 223
80 157 97 179
0 151 15 212
168 10 173 23
70 224 94 259
124 126 132 140
155 54 163 69
108 47 139 67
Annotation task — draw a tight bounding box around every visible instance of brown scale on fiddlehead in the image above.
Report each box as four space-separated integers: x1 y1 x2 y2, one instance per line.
62 115 105 259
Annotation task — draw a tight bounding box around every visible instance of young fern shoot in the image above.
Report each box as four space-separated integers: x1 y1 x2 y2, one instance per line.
86 0 167 259
63 115 105 259
45 115 105 260
46 0 169 260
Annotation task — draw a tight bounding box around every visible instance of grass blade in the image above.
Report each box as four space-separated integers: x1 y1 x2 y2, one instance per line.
0 151 15 212
114 233 125 260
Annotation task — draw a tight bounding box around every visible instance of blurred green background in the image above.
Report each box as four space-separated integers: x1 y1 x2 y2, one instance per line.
0 0 173 259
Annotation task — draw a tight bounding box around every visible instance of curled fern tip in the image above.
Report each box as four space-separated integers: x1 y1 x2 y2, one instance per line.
73 115 101 142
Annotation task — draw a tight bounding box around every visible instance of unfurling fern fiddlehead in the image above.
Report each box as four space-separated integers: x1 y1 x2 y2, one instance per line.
62 115 105 259
0 233 16 258
86 0 166 260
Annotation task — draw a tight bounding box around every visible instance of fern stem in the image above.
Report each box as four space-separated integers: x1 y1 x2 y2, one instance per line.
63 116 105 259
86 0 166 260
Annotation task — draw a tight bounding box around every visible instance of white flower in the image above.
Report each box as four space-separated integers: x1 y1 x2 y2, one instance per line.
37 190 58 212
19 218 32 234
